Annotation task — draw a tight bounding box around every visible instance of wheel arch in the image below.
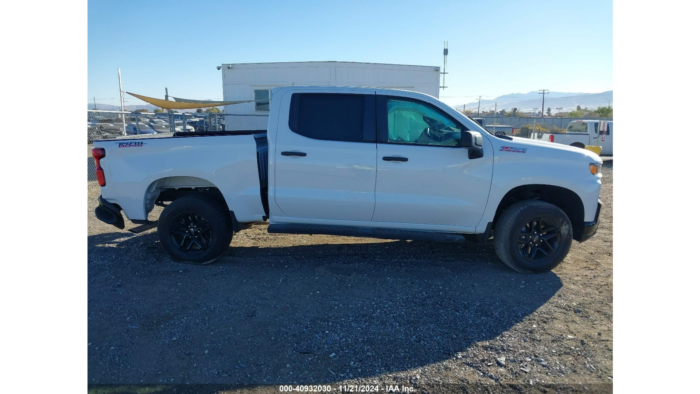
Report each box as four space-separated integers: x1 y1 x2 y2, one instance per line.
492 184 586 241
144 176 229 216
570 142 586 149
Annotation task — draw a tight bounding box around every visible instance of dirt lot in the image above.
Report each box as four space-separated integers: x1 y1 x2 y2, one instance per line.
88 162 612 393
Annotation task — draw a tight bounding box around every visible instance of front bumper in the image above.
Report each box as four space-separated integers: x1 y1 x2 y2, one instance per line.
95 196 125 229
580 199 602 242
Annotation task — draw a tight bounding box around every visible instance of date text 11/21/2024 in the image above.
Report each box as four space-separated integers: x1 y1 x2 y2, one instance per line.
278 385 415 392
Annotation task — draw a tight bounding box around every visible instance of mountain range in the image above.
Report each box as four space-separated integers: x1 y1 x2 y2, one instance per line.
456 91 613 113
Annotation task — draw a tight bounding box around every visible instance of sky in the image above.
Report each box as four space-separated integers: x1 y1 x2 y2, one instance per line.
88 0 612 108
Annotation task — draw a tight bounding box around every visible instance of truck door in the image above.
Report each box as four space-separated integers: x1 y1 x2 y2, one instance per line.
373 96 493 229
600 121 613 155
273 92 377 221
592 122 599 146
595 121 614 155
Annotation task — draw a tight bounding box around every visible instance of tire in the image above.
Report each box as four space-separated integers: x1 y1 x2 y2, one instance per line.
570 142 585 149
494 200 573 273
157 194 234 265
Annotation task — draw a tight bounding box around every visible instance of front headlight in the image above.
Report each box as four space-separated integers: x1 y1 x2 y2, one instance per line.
589 163 602 175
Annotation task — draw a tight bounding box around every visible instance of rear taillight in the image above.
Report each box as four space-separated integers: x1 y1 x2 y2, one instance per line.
549 135 554 143
512 127 515 135
92 148 106 186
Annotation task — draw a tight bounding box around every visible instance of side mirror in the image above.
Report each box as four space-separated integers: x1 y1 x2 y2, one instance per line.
461 130 482 148
461 131 484 159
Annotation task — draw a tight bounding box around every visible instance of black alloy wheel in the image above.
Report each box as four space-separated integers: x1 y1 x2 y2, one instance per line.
157 194 234 265
169 213 214 254
515 218 560 263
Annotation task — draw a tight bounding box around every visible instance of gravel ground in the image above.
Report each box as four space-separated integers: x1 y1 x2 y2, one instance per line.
88 161 612 393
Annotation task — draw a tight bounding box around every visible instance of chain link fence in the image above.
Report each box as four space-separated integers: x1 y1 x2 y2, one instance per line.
206 114 269 131
88 110 129 143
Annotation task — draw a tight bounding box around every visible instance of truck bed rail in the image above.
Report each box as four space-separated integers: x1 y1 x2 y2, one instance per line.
173 130 266 137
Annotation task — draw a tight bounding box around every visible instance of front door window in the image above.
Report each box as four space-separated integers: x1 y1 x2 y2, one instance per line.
386 99 462 147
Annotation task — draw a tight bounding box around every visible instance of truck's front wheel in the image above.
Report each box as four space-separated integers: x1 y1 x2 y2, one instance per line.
157 194 233 265
494 200 573 273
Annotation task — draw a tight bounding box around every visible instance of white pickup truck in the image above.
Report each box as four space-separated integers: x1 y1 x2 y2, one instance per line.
93 86 603 273
530 120 613 156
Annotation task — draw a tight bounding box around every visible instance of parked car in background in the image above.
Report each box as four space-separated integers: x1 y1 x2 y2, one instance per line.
93 86 602 274
530 120 613 156
194 118 225 132
186 119 200 129
125 123 157 135
173 121 195 132
174 126 194 133
148 122 171 133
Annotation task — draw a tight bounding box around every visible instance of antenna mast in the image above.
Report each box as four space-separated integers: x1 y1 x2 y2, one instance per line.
440 41 448 91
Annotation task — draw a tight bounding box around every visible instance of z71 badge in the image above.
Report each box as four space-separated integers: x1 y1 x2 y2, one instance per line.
118 141 145 148
500 146 526 153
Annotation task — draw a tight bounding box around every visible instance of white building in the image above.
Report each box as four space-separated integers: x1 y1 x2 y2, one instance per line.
220 61 441 129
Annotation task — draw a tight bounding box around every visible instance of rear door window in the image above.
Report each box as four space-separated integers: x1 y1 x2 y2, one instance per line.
567 122 588 133
289 93 375 143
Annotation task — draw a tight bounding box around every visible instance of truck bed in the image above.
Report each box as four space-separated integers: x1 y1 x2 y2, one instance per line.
94 131 269 223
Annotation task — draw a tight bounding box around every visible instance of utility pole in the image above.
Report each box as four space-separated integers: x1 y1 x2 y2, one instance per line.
477 96 482 117
93 97 97 110
463 104 465 114
118 68 126 136
538 89 549 118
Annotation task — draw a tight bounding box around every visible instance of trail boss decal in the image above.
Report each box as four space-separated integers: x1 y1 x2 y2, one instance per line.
500 146 527 153
118 141 145 148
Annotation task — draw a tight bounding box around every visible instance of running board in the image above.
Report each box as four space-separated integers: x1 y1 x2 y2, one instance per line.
268 223 465 243
128 221 158 234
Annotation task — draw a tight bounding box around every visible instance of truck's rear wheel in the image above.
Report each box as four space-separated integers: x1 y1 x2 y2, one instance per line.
157 194 233 265
570 142 585 149
494 200 572 273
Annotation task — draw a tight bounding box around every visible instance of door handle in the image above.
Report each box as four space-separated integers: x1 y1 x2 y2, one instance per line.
281 151 307 157
383 156 408 162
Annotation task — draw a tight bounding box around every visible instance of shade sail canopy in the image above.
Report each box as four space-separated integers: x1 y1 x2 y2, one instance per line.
126 92 252 110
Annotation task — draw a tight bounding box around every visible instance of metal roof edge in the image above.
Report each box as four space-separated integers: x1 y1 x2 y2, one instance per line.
220 61 439 68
